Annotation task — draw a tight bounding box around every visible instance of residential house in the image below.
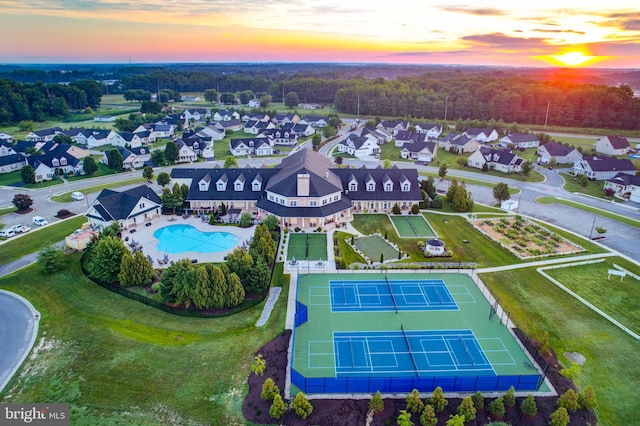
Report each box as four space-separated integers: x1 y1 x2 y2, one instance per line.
594 135 631 156
149 122 174 139
86 185 162 230
182 108 211 122
463 127 499 143
272 113 300 126
439 134 480 154
0 131 14 143
337 133 380 159
377 120 409 135
115 132 143 148
281 122 315 137
170 149 421 228
101 147 144 170
604 172 640 200
499 133 540 149
129 146 152 165
175 140 198 163
27 146 84 179
133 130 152 145
164 113 189 130
93 116 116 122
536 142 582 164
414 123 443 139
25 127 63 142
25 158 54 182
241 112 270 122
244 120 275 135
573 156 636 180
361 127 393 144
213 109 239 122
179 134 214 161
400 141 438 163
248 99 261 108
192 124 225 141
39 142 89 160
62 128 92 145
213 119 243 132
467 147 523 173
181 95 200 102
394 131 427 147
0 141 17 157
259 128 298 146
86 129 119 148
230 138 273 157
298 103 320 110
0 141 25 174
300 115 329 128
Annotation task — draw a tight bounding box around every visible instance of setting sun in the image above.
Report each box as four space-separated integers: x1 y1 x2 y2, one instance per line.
552 51 594 67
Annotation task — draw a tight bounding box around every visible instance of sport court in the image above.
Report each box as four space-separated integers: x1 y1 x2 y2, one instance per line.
287 233 328 261
292 272 545 394
353 235 398 262
390 215 436 238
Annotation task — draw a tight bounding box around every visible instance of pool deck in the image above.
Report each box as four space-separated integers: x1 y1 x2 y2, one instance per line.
123 215 256 268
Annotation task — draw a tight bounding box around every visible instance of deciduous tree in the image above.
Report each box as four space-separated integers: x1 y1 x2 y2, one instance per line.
224 155 238 168
12 193 33 211
142 166 154 182
20 166 35 184
157 171 170 187
251 354 266 376
493 182 510 203
284 91 300 108
83 156 98 175
164 141 179 164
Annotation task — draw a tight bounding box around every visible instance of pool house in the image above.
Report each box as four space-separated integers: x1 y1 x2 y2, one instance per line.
86 185 163 230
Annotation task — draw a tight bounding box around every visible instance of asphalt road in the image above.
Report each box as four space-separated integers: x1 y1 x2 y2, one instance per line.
0 291 39 392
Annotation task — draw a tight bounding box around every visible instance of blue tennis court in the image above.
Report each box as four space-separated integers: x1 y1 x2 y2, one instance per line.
329 279 458 312
333 329 493 377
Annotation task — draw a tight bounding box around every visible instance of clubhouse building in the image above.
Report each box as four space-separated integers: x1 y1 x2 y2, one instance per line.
171 149 422 228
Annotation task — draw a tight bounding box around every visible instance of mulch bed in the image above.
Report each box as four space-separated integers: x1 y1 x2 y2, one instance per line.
243 330 597 425
55 210 76 219
16 208 34 215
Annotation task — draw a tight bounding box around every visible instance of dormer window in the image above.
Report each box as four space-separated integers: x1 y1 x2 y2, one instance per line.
60 157 67 166
402 184 410 192
217 182 225 191
385 183 392 191
52 158 60 166
252 182 260 191
199 182 207 191
235 182 243 191
367 183 375 191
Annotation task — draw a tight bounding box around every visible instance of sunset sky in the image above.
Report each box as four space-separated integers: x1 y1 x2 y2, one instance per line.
0 1 638 67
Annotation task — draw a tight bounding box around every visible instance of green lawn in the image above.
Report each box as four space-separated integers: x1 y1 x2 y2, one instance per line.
50 177 147 203
559 172 621 201
419 171 520 195
0 206 17 216
0 215 88 264
536 196 640 230
66 162 123 182
334 231 366 267
354 234 399 262
480 264 640 425
0 256 288 425
0 170 63 188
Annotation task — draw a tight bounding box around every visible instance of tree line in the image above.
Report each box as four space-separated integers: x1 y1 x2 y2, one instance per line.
0 78 102 124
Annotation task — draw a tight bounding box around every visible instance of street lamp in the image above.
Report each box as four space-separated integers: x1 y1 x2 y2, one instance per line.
589 216 597 240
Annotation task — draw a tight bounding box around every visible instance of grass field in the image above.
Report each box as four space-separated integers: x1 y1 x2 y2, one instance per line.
0 170 63 188
0 215 88 265
480 261 640 426
334 231 366 266
559 172 622 202
354 234 399 262
536 196 640 230
0 256 288 425
50 177 146 203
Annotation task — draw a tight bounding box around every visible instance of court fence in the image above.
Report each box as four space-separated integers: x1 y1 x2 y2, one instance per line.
294 301 308 327
80 251 269 318
291 368 541 394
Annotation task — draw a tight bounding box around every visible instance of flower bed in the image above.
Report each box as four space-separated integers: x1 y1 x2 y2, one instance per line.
472 217 583 259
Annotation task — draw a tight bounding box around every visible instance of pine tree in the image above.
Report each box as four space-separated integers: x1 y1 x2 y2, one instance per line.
269 393 287 419
488 396 505 418
291 392 313 419
457 396 476 421
419 404 437 426
429 386 448 413
132 250 153 284
557 389 579 413
520 394 538 416
549 407 570 426
471 391 484 410
192 266 214 309
578 385 597 410
406 389 424 413
247 256 270 295
503 386 516 407
207 264 227 308
226 272 245 307
446 179 458 203
368 391 384 414
118 250 136 286
261 378 279 401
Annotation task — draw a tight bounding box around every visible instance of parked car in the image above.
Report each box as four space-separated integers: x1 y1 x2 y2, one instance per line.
33 216 48 226
10 224 31 233
0 228 16 238
71 191 84 201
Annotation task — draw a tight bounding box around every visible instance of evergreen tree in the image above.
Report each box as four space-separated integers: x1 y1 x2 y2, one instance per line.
420 405 437 426
118 250 136 286
578 385 597 410
503 386 516 407
133 250 153 284
83 156 98 175
247 256 270 295
471 391 484 411
89 236 127 283
368 391 384 414
192 266 215 309
549 407 570 426
488 396 505 418
291 392 313 419
457 396 476 421
520 394 538 416
269 394 287 419
164 141 179 164
406 389 424 413
225 272 245 307
429 386 448 413
225 248 254 284
208 264 227 308
396 409 414 426
107 149 124 170
557 389 579 413
438 163 448 179
392 203 401 214
261 378 279 401
37 245 66 273
445 179 458 203
20 165 36 184
451 182 474 212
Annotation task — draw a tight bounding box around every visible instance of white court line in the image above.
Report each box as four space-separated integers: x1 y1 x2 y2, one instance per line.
364 337 374 372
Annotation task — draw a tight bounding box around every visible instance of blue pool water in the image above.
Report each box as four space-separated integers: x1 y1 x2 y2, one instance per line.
154 225 238 254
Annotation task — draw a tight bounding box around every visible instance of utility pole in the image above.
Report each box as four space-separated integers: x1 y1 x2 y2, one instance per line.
589 216 597 240
444 96 448 121
544 100 550 128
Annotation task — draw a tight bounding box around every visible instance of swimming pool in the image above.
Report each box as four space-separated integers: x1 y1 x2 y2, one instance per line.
154 225 239 254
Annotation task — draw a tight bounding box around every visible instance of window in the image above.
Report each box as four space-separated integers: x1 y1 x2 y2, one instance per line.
217 183 224 191
139 203 145 209
322 198 328 205
235 182 243 191
385 184 392 191
349 182 357 191
289 200 297 207
199 182 207 191
252 183 260 191
333 195 338 201
310 200 317 207
367 184 375 191
402 184 410 192
269 194 274 201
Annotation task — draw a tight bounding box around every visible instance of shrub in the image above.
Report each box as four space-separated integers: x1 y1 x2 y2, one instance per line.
406 388 424 413
251 354 266 376
429 386 448 413
549 407 570 426
430 196 443 209
269 394 287 419
261 378 279 401
411 204 420 214
457 396 476 421
420 404 437 426
488 397 505 418
557 389 579 413
368 391 384 414
396 410 413 426
520 394 538 416
578 385 597 410
559 362 581 380
503 386 515 407
291 392 313 419
471 391 484 410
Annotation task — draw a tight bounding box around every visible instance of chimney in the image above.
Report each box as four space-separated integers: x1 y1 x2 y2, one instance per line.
297 173 310 196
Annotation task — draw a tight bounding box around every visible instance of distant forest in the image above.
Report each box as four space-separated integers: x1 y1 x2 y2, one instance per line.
0 64 639 129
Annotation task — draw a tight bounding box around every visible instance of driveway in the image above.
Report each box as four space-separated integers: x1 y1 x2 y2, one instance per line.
0 290 39 392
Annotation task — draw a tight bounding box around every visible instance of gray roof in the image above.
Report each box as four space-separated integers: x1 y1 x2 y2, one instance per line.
93 185 162 221
603 135 630 149
401 141 436 154
479 147 517 166
504 133 539 143
540 142 574 156
266 149 342 197
606 172 640 186
582 156 636 172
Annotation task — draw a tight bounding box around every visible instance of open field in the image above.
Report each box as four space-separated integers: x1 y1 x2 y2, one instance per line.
480 262 640 426
0 255 288 425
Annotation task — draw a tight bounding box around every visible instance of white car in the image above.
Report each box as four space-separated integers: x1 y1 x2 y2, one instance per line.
0 228 16 238
33 216 48 226
10 224 31 233
71 191 85 201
